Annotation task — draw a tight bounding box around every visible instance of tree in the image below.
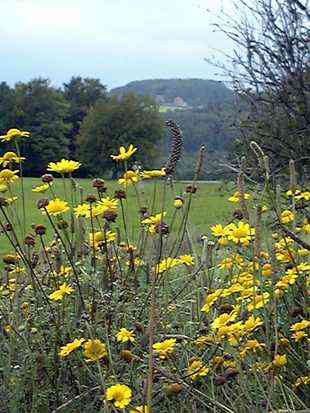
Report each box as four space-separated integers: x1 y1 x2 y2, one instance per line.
12 78 70 175
0 82 16 134
215 0 310 180
77 93 165 177
63 77 107 156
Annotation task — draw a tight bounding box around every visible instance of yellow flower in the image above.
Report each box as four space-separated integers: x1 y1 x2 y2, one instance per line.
195 335 214 348
111 144 137 161
211 224 228 237
74 203 90 218
280 210 294 224
0 128 30 142
272 354 287 368
130 406 149 413
174 197 184 208
141 168 166 179
0 152 25 167
293 376 310 389
116 328 135 343
187 359 209 381
211 312 237 331
118 170 140 185
47 159 81 174
89 231 116 248
262 263 272 277
59 338 85 358
49 283 74 301
45 198 70 215
292 331 308 342
226 222 255 246
243 315 263 333
55 265 72 278
0 169 19 184
153 338 176 359
105 384 132 409
97 197 118 214
32 183 50 193
5 196 18 205
155 257 180 274
83 339 107 362
228 191 251 203
290 320 310 332
179 255 194 266
247 293 269 312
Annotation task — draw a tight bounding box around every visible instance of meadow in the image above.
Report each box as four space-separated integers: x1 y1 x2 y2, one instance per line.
0 126 309 413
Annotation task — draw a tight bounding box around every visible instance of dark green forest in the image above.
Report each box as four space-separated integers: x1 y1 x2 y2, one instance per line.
0 77 236 179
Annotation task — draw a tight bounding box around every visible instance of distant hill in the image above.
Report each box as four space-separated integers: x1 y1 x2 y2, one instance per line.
110 78 233 109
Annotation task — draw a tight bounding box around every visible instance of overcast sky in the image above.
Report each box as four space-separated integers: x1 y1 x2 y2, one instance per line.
0 0 234 89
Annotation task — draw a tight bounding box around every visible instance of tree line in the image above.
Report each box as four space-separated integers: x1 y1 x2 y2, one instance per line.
0 77 165 177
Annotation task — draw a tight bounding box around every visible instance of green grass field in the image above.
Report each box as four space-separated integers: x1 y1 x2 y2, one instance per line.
0 177 232 256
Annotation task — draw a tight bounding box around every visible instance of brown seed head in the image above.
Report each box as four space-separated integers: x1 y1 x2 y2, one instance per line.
41 174 54 183
186 185 197 194
103 210 118 222
86 194 97 203
35 224 47 236
37 198 49 209
120 349 134 362
114 190 126 200
166 383 183 395
92 178 105 189
24 234 36 246
3 254 17 265
155 222 169 235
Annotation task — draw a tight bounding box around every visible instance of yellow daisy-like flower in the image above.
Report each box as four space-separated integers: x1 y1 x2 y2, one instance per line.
89 231 116 248
290 320 310 332
174 197 184 208
83 339 107 362
0 169 19 184
0 128 30 142
74 203 90 218
49 283 74 301
272 354 287 368
105 384 132 409
111 144 137 161
47 159 81 174
59 338 85 358
155 257 180 274
228 191 251 203
211 224 228 237
0 152 25 167
226 222 255 246
32 183 50 193
97 197 118 214
116 328 135 343
280 210 294 224
45 198 70 215
187 359 209 381
153 338 176 359
130 406 149 413
118 170 140 186
141 168 166 179
179 255 194 266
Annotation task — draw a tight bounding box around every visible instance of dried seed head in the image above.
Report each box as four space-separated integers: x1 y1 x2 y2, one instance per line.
114 190 126 200
166 383 183 395
3 254 17 265
194 145 206 181
37 198 49 209
164 120 183 175
35 224 47 236
186 185 197 194
233 209 244 220
3 223 12 232
41 174 54 183
0 197 8 207
214 375 227 386
224 368 239 379
120 350 134 362
24 234 36 246
92 178 106 190
57 220 69 230
103 210 118 222
85 194 97 203
155 221 169 235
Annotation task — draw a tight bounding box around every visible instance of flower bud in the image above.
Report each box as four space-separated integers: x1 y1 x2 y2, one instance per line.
37 198 49 209
35 224 46 236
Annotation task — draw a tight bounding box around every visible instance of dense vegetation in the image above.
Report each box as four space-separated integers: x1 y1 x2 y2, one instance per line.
0 125 309 412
